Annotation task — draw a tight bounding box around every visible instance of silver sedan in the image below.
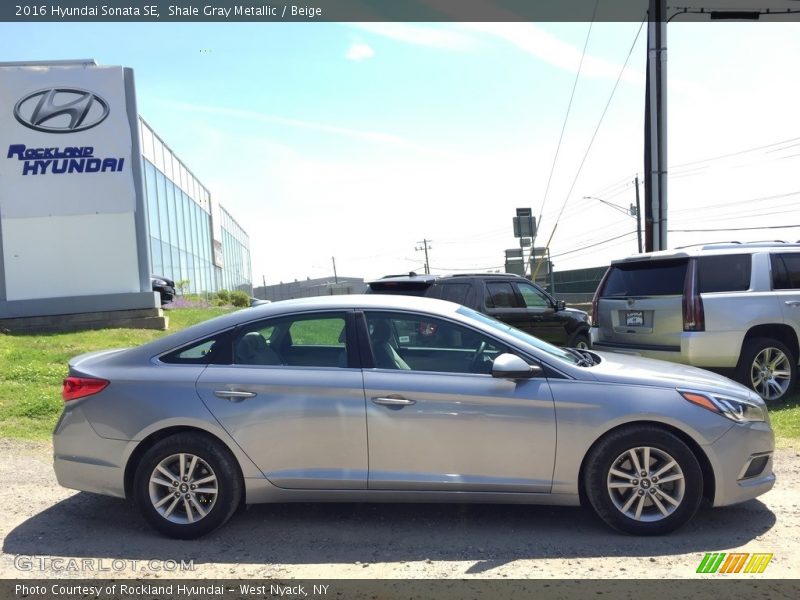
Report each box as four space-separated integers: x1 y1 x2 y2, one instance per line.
54 295 775 538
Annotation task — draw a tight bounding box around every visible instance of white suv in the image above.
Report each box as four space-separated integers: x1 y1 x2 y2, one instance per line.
591 242 800 403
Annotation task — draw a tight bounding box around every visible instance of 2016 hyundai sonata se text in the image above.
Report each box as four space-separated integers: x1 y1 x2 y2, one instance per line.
53 295 775 538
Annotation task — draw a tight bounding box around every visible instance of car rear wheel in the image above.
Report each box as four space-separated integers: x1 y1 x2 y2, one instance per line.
736 337 796 404
134 433 242 539
584 426 703 535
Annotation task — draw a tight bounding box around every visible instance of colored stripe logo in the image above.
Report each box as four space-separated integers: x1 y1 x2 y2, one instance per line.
696 553 772 574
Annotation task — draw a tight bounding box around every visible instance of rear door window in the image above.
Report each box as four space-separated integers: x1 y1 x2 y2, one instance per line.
697 254 751 293
772 253 800 289
603 259 688 297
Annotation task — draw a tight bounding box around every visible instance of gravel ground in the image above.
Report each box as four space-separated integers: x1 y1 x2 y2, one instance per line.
1 438 798 579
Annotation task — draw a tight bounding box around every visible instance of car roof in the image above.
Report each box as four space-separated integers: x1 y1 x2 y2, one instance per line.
368 272 525 284
611 242 800 265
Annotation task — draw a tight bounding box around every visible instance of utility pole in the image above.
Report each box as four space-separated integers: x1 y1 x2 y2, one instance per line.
331 257 338 284
415 239 432 275
262 274 266 299
634 175 643 253
645 0 668 252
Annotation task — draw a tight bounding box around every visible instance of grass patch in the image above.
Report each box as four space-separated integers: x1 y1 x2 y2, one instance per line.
769 392 800 446
0 307 236 440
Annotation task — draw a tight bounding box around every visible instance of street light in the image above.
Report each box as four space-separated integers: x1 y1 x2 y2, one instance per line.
584 188 643 254
583 195 637 217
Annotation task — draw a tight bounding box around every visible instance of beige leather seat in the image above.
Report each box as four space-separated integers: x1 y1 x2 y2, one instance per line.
235 332 282 365
370 321 411 370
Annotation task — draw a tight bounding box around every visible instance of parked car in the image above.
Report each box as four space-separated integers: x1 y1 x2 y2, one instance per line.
151 275 176 305
591 242 800 403
55 295 773 539
366 273 591 349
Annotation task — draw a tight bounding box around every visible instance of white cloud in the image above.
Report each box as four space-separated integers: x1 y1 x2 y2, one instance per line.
345 42 375 61
348 23 473 51
463 22 645 84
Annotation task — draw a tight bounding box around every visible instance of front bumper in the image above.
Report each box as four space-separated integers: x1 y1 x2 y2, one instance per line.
53 405 129 498
706 420 775 507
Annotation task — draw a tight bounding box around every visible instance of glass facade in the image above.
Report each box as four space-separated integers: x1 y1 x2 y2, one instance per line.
219 207 252 293
138 118 251 295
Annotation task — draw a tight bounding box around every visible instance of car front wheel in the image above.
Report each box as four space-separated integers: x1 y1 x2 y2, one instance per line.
134 432 242 539
584 426 703 535
570 332 591 350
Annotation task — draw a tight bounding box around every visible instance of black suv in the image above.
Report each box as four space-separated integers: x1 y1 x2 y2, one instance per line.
366 273 591 348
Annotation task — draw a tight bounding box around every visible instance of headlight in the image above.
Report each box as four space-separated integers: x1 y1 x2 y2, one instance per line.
680 390 767 423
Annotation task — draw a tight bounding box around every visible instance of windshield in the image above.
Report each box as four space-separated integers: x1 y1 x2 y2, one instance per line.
456 306 579 365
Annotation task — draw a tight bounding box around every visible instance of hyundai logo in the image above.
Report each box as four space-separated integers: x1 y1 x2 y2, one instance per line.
13 88 109 133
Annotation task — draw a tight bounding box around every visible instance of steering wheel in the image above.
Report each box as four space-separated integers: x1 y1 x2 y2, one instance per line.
468 340 488 373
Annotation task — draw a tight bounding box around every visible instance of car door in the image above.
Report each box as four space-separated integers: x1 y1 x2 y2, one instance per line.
483 280 562 344
772 253 800 334
512 281 565 344
361 310 556 493
195 311 368 489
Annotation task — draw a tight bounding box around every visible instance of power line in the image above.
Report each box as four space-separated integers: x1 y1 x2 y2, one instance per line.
535 0 600 242
534 17 646 276
670 135 800 170
550 231 637 258
670 224 800 233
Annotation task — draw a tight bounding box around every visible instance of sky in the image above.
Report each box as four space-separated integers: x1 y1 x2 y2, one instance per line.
2 18 800 286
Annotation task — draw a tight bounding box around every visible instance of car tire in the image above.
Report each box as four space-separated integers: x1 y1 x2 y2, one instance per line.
584 425 703 535
570 332 591 350
133 432 243 539
736 337 797 405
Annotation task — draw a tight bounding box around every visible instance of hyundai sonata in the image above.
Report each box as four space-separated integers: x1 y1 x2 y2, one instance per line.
54 295 774 538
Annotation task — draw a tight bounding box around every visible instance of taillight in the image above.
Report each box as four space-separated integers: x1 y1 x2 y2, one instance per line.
591 268 612 327
682 260 705 331
62 376 109 402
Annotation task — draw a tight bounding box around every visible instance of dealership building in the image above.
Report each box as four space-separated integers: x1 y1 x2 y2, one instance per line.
0 59 252 331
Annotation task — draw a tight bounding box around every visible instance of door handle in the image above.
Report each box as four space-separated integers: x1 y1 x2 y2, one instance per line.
371 396 416 408
214 390 257 402
785 301 800 307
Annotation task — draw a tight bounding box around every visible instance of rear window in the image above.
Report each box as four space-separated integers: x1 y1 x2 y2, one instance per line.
366 281 432 296
603 259 688 297
697 254 751 293
438 282 472 305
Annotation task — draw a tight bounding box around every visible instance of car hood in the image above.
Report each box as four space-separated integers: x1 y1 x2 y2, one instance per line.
588 351 753 398
560 306 589 320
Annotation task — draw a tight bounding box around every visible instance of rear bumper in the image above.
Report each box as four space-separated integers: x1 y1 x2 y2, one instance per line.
705 420 775 507
53 405 128 498
591 328 742 368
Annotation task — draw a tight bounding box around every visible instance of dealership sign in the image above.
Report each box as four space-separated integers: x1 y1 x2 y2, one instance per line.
6 86 125 177
14 87 110 133
0 64 141 302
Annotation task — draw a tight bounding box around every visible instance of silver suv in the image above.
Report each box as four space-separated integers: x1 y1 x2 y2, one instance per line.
591 242 800 403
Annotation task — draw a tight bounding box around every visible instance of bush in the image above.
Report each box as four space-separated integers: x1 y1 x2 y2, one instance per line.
215 289 231 303
230 290 250 307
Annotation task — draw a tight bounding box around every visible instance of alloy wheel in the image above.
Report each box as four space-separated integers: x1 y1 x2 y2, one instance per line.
606 446 685 522
148 453 218 524
750 347 791 402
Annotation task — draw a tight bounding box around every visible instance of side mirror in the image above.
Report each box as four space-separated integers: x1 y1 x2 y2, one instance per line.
491 353 543 379
556 300 566 311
